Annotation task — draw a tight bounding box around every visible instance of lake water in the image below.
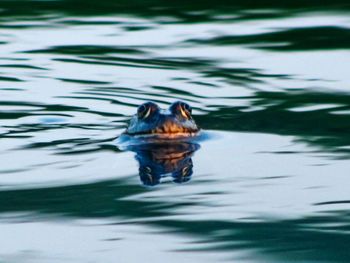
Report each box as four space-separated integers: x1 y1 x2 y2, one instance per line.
1 1 350 262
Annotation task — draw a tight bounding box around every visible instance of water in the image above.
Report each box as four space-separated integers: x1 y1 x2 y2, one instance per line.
1 1 350 262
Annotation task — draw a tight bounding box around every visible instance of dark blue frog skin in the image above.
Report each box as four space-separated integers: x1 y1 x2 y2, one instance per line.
124 101 200 140
116 101 202 186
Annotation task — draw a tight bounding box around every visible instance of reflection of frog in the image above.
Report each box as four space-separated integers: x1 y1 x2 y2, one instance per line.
116 101 201 186
134 143 199 186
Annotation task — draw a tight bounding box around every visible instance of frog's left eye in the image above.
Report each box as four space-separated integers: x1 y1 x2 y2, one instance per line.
170 101 192 119
137 102 159 120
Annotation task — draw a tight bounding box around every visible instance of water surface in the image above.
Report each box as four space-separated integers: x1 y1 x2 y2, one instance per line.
1 1 350 262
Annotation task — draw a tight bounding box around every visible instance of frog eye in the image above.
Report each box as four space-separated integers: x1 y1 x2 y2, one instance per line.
137 102 159 120
170 101 192 119
182 102 192 114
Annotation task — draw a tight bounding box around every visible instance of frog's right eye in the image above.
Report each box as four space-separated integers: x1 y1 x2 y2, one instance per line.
169 101 192 120
137 102 159 120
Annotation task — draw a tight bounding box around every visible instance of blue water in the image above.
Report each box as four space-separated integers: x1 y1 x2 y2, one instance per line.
1 1 350 262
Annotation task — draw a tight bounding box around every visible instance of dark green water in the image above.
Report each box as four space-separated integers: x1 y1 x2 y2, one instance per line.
1 1 350 262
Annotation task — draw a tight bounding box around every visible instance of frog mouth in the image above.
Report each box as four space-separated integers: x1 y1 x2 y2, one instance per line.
152 124 199 135
126 126 199 138
128 130 199 138
125 118 200 138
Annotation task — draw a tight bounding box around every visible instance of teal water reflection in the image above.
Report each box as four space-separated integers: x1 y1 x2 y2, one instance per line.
0 174 349 262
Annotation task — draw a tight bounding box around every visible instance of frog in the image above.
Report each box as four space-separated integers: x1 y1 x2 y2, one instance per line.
116 101 202 186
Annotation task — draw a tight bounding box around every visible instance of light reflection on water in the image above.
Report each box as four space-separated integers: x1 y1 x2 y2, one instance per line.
1 1 350 262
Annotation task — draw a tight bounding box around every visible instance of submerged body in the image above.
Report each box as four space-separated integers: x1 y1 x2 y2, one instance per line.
134 142 199 186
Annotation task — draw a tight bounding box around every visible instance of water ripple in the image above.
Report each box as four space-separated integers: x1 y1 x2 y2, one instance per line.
1 2 350 262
